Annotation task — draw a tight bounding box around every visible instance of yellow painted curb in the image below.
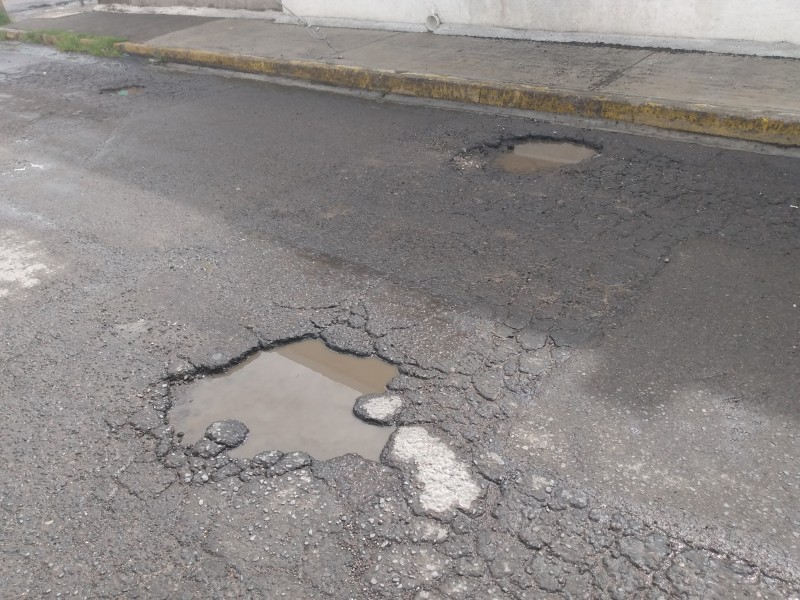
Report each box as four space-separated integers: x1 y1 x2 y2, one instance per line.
2 27 121 50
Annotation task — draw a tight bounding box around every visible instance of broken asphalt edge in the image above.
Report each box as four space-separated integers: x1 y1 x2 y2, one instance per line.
4 28 800 146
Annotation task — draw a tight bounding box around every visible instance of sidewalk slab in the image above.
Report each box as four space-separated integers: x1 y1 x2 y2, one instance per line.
320 32 656 92
4 11 800 145
145 17 399 60
145 19 655 92
602 52 800 119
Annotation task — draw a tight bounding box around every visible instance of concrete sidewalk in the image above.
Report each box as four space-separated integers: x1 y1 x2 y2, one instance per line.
4 9 800 145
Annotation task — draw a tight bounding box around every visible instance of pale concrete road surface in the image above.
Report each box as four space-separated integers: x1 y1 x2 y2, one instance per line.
1 43 799 599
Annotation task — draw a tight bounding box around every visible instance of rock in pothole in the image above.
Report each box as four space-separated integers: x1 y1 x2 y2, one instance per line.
269 451 312 476
192 438 225 458
205 419 249 448
253 450 284 467
353 393 403 425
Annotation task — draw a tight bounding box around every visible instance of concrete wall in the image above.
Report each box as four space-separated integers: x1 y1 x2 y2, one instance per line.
108 0 281 10
281 0 800 45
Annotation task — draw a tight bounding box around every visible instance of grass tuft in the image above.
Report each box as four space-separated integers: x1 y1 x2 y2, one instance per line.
21 29 125 57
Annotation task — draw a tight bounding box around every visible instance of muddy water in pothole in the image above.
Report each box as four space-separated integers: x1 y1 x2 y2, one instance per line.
170 340 398 460
492 141 596 174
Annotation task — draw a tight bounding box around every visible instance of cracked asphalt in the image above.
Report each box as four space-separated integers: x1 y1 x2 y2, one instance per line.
1 42 799 599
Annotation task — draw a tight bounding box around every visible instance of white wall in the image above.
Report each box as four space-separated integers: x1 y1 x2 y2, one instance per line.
103 0 281 9
281 0 800 45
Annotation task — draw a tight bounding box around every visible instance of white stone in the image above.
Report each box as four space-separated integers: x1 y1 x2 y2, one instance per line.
390 426 480 514
361 394 403 421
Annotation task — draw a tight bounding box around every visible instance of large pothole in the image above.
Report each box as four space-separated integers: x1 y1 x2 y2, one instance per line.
169 339 399 461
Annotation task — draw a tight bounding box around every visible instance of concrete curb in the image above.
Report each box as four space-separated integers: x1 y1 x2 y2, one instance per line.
2 27 121 48
3 28 60 45
4 28 799 146
114 42 800 147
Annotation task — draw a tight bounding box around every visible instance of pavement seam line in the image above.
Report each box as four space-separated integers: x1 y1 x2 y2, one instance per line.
323 31 404 60
588 50 657 91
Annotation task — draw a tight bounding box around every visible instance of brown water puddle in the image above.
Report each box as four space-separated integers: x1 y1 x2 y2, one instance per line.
170 340 398 460
493 141 596 174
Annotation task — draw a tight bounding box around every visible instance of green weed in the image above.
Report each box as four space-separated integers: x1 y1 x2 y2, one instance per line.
20 29 125 57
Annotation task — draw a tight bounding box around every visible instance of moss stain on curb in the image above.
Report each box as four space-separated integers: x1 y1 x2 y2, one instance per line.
3 28 124 57
0 1 11 27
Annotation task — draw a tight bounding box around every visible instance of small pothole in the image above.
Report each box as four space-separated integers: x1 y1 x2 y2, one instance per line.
169 339 399 461
492 140 597 174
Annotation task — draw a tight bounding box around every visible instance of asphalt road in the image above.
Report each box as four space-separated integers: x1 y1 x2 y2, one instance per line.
3 0 86 22
1 43 799 599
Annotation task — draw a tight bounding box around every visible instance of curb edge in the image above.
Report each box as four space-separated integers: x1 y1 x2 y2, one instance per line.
3 31 798 147
116 42 800 147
